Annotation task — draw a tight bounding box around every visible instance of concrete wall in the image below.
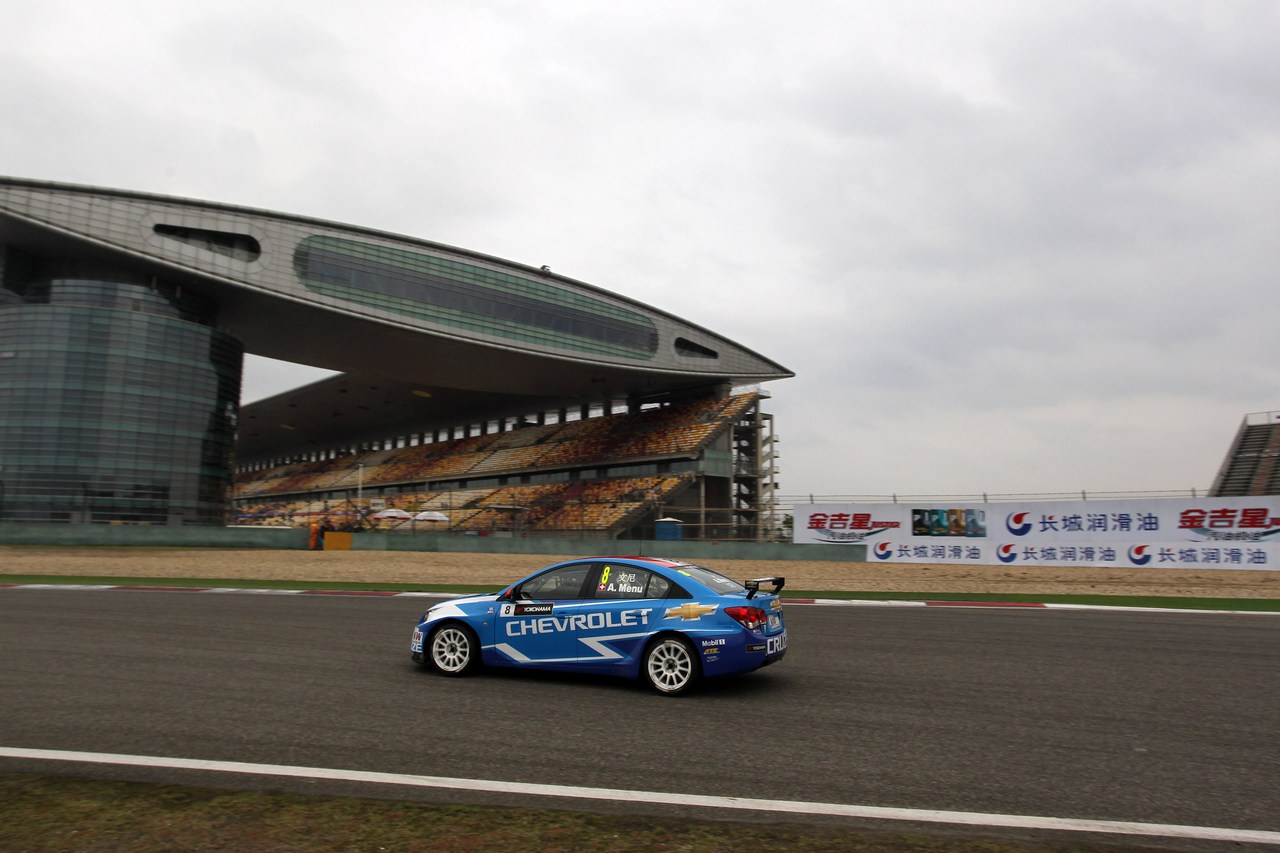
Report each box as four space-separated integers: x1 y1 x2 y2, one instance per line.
0 524 308 549
353 533 867 563
0 524 866 563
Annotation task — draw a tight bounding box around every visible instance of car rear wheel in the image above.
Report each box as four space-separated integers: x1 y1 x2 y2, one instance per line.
643 635 699 695
427 623 478 676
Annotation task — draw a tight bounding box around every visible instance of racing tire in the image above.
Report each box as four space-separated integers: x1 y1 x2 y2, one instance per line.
426 623 479 676
642 635 700 696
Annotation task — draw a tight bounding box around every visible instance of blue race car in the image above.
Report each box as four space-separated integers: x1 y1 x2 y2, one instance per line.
411 556 787 695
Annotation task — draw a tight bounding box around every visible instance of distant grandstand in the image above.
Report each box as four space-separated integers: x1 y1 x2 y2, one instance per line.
234 390 781 540
1210 411 1280 496
0 178 790 527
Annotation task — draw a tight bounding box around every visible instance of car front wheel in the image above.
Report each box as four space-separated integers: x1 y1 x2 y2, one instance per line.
427 623 479 676
643 635 699 695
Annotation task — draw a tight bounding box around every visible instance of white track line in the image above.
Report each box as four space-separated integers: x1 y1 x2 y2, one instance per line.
1 747 1276 845
2 583 1277 614
786 598 1280 615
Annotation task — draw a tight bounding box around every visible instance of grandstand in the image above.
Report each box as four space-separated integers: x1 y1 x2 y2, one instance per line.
234 390 781 540
0 178 791 526
1210 411 1280 496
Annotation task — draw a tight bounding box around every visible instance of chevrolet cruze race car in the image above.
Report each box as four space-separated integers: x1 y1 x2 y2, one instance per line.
411 556 787 695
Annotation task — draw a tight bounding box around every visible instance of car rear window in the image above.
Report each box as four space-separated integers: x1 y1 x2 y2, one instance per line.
669 563 746 595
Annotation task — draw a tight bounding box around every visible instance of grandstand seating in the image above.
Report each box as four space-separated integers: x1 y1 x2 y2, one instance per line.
232 392 760 535
233 475 690 535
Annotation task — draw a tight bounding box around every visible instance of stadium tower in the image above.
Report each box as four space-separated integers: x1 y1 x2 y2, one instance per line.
0 178 791 530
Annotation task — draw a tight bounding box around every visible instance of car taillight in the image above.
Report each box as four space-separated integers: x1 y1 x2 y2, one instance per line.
724 606 768 630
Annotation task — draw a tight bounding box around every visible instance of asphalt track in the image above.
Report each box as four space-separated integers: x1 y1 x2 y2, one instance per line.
1 589 1278 849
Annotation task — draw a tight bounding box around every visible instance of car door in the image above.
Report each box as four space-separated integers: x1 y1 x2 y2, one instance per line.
491 562 592 667
571 562 671 672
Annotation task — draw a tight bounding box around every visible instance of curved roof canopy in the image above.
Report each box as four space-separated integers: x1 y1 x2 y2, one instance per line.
0 177 791 459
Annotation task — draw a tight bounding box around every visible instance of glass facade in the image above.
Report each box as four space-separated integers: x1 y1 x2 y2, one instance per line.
0 261 242 524
294 235 659 359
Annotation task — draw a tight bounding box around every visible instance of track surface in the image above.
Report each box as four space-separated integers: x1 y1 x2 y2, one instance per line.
1 590 1277 845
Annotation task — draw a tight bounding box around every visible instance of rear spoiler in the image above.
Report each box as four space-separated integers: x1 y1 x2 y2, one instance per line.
744 577 785 599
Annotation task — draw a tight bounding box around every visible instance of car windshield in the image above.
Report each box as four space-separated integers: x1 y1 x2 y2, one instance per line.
669 563 746 595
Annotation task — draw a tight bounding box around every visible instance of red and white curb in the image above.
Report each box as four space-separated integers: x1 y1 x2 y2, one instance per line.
1 583 1275 614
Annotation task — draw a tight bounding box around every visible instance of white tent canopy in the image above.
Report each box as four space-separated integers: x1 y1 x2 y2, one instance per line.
413 511 449 522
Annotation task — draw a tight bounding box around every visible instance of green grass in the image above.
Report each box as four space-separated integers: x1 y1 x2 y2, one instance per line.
0 773 1144 853
4 574 1278 611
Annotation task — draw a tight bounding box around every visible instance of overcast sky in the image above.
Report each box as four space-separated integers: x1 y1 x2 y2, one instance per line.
3 1 1277 499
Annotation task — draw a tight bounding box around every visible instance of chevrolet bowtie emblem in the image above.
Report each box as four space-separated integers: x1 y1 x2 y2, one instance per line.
664 603 718 621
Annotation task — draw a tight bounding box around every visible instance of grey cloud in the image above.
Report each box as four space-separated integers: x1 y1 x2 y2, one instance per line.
3 0 1276 496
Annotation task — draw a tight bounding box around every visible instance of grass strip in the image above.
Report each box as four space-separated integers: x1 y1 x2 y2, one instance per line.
2 574 1278 611
0 772 1132 853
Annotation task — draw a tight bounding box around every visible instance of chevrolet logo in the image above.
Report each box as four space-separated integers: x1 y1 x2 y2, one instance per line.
664 603 718 621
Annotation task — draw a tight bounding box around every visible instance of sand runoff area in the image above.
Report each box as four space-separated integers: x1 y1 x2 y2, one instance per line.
1 547 1277 598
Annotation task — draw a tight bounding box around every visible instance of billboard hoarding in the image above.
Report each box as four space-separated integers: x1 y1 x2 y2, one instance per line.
794 498 1279 570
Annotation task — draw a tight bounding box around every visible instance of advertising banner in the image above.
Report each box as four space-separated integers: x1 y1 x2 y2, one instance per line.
793 497 1280 570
